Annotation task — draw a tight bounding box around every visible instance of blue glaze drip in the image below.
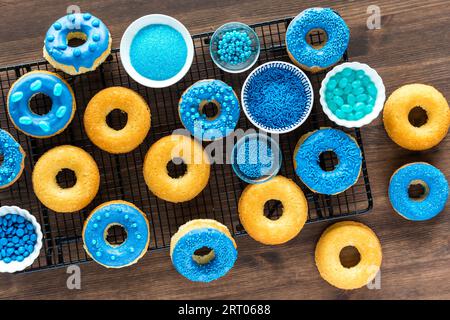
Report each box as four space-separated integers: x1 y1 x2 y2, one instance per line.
242 62 312 132
7 71 74 137
294 128 362 195
130 24 187 81
389 163 448 221
45 13 110 72
172 227 237 282
286 8 350 69
179 80 240 141
83 202 149 268
0 129 25 188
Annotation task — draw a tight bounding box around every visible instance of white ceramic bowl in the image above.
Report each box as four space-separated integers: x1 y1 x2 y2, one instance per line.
120 14 194 88
241 61 314 134
0 206 43 273
320 62 386 128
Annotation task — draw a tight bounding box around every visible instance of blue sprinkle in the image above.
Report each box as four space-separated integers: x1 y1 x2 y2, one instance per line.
92 19 100 27
10 91 24 103
38 121 51 132
55 106 67 118
47 35 55 42
83 13 92 20
54 22 62 30
53 83 63 96
19 116 32 125
92 33 100 42
30 80 42 91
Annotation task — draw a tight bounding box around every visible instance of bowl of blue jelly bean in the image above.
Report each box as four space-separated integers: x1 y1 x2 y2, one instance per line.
120 14 194 88
231 133 282 184
0 206 42 273
320 62 386 128
210 22 260 73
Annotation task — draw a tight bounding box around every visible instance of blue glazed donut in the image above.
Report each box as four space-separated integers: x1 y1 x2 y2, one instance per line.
0 130 25 189
82 201 150 268
294 128 362 195
7 71 75 138
44 13 111 75
179 80 240 141
170 219 237 282
389 163 448 221
286 8 350 72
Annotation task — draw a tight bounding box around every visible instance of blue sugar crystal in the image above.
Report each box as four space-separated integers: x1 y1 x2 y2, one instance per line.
130 24 188 81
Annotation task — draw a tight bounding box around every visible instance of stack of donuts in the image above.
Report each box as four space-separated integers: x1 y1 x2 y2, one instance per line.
0 7 448 293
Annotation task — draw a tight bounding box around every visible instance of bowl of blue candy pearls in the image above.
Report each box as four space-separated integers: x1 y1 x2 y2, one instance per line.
210 22 260 73
320 62 386 128
0 206 43 273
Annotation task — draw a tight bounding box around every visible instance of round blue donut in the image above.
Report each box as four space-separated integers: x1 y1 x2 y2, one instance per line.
44 13 111 73
171 227 237 282
286 8 350 70
7 71 75 138
294 128 362 195
179 80 240 141
389 163 448 221
0 129 25 189
83 201 150 268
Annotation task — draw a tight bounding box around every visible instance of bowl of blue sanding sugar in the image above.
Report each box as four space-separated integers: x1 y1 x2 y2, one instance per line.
210 22 260 73
231 133 282 184
120 14 194 88
241 61 314 134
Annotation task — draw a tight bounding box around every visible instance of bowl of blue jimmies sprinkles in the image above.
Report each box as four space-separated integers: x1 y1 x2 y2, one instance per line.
210 22 260 73
0 206 43 273
231 133 282 184
120 14 194 88
241 61 314 133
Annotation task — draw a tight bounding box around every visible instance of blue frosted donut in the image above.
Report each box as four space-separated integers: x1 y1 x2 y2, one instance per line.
389 163 448 221
294 128 362 195
0 129 25 189
7 71 75 138
179 80 240 141
170 220 237 282
286 8 350 72
44 13 111 75
82 201 150 268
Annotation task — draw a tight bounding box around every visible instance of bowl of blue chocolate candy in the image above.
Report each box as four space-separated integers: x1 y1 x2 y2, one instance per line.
0 206 42 273
320 62 386 128
120 14 194 88
210 22 260 73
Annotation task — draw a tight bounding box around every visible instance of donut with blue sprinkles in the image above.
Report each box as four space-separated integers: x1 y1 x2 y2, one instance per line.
7 71 76 138
170 219 237 282
44 13 112 75
286 8 350 72
179 80 240 141
294 128 362 195
389 163 448 221
82 200 150 268
0 130 25 189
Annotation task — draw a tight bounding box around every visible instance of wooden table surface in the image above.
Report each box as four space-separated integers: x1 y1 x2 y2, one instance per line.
0 0 449 300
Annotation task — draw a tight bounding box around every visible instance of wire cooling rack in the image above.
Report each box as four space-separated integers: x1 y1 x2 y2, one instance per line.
0 17 372 272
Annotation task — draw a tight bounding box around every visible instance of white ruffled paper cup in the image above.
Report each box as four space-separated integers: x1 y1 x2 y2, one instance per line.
0 206 43 273
320 62 386 128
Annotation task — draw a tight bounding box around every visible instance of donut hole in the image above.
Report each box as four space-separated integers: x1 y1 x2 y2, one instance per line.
408 106 428 127
56 168 77 189
105 224 127 247
192 246 215 265
306 28 328 50
408 180 429 201
199 100 220 120
67 32 87 48
263 199 284 220
167 157 187 178
319 150 339 171
29 93 52 116
339 246 361 268
106 109 128 131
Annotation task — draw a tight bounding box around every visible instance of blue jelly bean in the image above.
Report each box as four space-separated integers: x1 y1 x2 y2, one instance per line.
357 94 368 102
352 80 362 88
327 79 337 90
338 78 348 89
342 68 353 77
355 102 366 111
335 109 346 119
333 88 344 96
353 87 365 95
333 96 344 106
341 104 352 113
347 94 356 106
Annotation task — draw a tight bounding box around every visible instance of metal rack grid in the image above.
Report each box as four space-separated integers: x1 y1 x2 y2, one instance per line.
0 17 372 272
